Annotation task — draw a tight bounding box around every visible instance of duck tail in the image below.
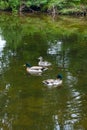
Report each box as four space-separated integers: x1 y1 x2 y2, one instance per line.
42 80 49 85
41 67 48 71
42 80 48 84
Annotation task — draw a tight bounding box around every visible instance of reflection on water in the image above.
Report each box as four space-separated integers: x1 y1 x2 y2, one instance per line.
0 35 6 57
66 72 78 86
53 115 60 130
47 40 62 55
47 40 70 69
47 38 86 130
0 33 10 74
0 14 87 130
1 113 13 130
53 86 84 130
53 114 74 130
0 32 13 129
0 83 13 130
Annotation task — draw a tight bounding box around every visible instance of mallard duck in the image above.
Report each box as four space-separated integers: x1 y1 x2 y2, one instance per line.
38 56 52 67
25 63 48 76
42 74 63 87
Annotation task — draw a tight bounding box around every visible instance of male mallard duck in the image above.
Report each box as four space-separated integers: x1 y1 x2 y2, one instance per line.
38 56 52 67
25 63 48 76
42 74 63 87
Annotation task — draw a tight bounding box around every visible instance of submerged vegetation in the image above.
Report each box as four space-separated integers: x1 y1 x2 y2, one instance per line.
0 0 87 16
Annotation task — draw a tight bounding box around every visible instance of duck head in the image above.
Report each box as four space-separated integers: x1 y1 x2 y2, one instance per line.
38 56 43 60
57 74 63 80
25 63 32 68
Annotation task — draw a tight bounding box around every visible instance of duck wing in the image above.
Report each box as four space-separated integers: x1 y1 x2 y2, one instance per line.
31 66 43 70
43 79 54 84
38 59 52 67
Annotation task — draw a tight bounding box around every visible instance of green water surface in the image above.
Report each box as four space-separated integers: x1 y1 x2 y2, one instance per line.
0 13 87 130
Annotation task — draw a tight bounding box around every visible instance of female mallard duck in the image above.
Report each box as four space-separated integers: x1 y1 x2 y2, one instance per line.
25 63 48 76
42 74 63 87
38 56 52 67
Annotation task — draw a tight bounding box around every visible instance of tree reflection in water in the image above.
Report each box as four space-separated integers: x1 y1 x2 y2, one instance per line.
47 39 85 130
0 34 13 130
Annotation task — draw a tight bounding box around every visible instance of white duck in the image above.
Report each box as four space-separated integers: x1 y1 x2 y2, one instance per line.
42 74 63 87
38 56 52 67
25 63 48 76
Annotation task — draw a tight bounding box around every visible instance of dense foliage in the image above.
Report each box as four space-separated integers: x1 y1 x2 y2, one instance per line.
0 0 87 15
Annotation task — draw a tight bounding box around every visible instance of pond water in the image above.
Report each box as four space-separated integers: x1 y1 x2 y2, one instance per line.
0 13 87 130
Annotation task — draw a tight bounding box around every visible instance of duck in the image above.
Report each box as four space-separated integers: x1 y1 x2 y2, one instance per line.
42 74 63 87
38 56 52 67
25 63 48 76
